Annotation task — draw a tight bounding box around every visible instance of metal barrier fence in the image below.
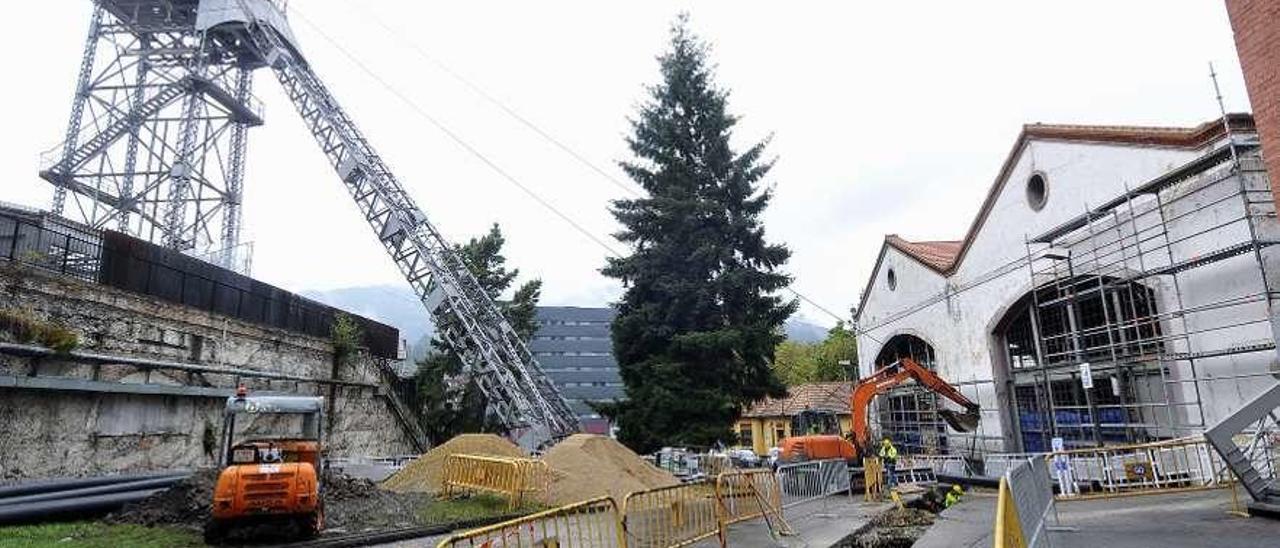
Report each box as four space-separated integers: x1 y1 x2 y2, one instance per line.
621 481 723 548
984 453 1046 479
993 476 1027 548
1045 436 1225 499
1008 458 1054 548
900 454 973 477
713 470 783 526
775 459 850 510
437 496 624 548
442 454 551 509
863 457 884 501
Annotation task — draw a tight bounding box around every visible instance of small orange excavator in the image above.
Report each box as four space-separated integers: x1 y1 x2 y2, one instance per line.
205 388 325 543
780 357 980 462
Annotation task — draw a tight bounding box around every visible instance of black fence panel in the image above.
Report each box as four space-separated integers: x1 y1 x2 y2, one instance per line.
95 231 401 358
0 208 401 359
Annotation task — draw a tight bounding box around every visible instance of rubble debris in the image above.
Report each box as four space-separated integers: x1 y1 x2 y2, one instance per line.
839 507 936 548
542 434 678 504
381 434 525 493
104 470 216 528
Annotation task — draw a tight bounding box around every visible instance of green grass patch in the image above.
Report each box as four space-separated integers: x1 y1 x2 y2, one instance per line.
0 521 201 548
419 494 545 525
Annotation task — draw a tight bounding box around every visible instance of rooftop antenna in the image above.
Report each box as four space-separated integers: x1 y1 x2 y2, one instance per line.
1209 61 1240 168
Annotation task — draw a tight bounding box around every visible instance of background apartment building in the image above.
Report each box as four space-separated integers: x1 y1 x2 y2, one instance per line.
531 306 622 434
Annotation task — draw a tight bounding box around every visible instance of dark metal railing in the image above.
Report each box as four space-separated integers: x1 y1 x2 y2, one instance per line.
0 208 399 358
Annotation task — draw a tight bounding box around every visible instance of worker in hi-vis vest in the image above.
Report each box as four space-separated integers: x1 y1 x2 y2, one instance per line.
879 437 899 488
944 484 964 508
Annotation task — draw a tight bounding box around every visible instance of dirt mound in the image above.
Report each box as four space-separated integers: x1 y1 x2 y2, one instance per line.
541 434 678 505
106 469 217 528
381 434 525 493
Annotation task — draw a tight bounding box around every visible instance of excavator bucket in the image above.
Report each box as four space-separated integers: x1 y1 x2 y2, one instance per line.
939 409 980 432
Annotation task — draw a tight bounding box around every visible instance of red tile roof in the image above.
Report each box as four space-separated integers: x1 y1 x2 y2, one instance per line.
885 235 962 273
743 382 852 418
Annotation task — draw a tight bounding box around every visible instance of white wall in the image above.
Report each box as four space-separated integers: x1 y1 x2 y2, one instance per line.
856 134 1275 454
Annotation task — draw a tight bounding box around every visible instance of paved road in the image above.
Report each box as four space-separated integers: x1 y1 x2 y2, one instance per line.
914 492 997 548
919 488 1280 548
1050 489 1280 548
693 495 893 547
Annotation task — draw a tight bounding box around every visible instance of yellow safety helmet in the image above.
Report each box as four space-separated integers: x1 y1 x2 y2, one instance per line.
951 484 963 493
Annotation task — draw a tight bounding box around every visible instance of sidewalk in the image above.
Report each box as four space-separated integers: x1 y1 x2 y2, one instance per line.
916 488 1280 548
693 495 893 548
913 492 996 548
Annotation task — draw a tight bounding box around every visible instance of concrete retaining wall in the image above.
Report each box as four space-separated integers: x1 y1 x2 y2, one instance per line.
0 263 416 481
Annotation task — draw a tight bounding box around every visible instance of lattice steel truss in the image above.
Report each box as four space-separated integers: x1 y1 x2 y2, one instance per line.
41 0 264 272
45 0 580 448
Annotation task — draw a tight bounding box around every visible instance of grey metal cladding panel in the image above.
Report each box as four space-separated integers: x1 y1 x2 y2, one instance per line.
567 400 599 415
547 370 622 384
534 324 611 338
528 338 612 353
535 355 618 369
560 386 626 400
535 306 616 323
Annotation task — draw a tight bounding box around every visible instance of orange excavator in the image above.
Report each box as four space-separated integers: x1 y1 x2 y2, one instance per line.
779 357 980 462
205 388 325 543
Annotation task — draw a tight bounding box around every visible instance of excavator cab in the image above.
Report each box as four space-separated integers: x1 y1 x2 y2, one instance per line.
791 409 842 436
205 388 325 543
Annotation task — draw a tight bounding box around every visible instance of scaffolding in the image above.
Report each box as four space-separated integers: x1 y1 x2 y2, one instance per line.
1015 138 1279 452
874 335 950 455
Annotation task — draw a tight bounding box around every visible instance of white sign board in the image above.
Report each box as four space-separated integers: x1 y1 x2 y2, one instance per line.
1079 362 1094 389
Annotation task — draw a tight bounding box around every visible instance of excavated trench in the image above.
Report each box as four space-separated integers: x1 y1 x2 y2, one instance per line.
838 503 939 548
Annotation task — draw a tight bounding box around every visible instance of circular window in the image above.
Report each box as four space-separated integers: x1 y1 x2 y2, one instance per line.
886 268 897 291
1026 173 1048 211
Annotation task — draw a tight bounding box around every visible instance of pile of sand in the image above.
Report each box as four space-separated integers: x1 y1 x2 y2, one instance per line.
542 434 678 505
381 434 525 493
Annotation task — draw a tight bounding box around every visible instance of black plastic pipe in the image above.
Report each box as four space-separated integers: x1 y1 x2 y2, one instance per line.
0 476 185 507
936 473 1002 488
0 488 165 525
0 470 190 499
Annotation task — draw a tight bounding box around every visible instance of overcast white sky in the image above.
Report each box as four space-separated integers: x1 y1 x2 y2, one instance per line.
0 1 1251 327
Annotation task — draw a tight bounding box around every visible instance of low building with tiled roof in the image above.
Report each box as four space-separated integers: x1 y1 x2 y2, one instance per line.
734 382 852 456
854 114 1280 456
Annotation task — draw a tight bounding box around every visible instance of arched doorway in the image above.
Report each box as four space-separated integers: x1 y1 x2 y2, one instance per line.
873 334 947 454
994 276 1167 452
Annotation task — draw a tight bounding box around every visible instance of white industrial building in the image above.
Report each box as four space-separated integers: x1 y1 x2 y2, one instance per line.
855 114 1280 455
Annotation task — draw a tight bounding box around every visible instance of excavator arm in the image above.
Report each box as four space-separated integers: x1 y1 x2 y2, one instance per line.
850 357 980 454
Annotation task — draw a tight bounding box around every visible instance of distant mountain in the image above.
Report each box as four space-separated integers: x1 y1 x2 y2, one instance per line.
304 283 831 350
784 318 829 343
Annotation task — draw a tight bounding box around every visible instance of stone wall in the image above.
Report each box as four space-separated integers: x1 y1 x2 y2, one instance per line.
0 263 418 480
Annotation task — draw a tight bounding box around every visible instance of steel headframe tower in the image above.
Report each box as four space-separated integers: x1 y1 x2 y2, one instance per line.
43 0 580 447
41 0 271 272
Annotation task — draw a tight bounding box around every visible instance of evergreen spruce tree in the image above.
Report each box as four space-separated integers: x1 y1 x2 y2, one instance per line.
414 224 542 443
601 16 796 452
